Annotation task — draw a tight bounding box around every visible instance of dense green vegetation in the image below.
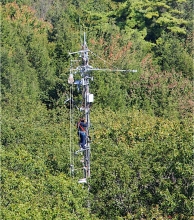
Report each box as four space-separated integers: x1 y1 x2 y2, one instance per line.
1 0 193 219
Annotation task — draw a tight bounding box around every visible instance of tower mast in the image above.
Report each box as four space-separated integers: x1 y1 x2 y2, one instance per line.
68 32 93 183
68 32 137 183
81 31 92 179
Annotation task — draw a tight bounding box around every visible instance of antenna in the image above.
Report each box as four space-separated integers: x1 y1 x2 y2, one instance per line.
68 32 137 183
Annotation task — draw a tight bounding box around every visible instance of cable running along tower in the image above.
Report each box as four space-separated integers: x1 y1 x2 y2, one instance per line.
68 32 137 184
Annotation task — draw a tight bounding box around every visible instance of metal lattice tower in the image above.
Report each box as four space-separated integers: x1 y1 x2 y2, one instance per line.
68 32 137 184
68 32 93 183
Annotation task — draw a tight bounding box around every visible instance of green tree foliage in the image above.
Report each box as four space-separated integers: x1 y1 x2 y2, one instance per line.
1 2 64 108
128 67 193 119
1 96 96 219
1 155 95 219
113 0 189 42
90 108 193 219
154 33 193 79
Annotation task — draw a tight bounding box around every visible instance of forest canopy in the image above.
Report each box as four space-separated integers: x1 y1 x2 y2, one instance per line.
1 0 193 219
